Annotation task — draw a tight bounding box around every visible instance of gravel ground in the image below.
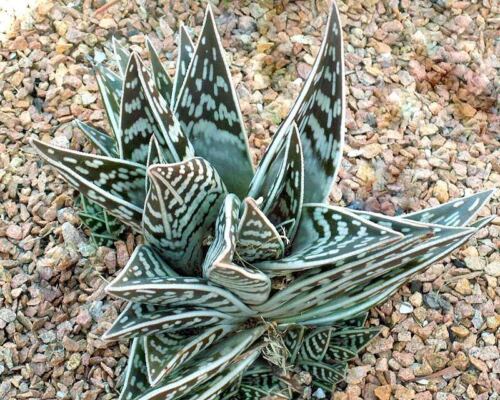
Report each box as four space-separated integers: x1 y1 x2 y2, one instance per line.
0 0 498 399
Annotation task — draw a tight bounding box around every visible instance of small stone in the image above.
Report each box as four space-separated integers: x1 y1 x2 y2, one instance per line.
356 162 375 183
414 362 433 376
374 385 391 400
345 366 370 384
238 16 256 33
253 73 270 90
451 325 470 338
423 292 451 311
409 292 423 307
0 308 16 323
80 91 97 106
464 256 485 271
399 302 414 314
484 261 500 277
54 21 68 36
12 36 28 51
61 222 86 249
361 143 383 159
433 180 449 203
455 278 472 295
486 315 500 331
66 353 81 370
427 353 449 371
62 336 81 352
6 224 23 240
99 18 117 29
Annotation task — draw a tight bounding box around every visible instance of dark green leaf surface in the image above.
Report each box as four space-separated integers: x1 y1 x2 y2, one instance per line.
30 138 146 231
113 36 131 77
73 119 118 158
143 159 227 275
175 6 254 198
203 194 271 305
172 24 194 105
146 37 174 106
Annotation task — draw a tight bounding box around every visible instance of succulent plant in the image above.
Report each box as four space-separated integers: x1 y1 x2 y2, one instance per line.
31 3 495 399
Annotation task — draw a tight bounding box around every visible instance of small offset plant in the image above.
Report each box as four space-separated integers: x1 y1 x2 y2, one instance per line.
31 3 495 399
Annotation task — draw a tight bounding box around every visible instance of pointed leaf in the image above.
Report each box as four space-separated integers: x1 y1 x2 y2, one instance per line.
135 327 265 400
95 64 123 148
145 325 237 385
236 197 285 262
118 338 150 400
299 360 346 387
328 327 381 352
107 276 255 315
258 123 304 241
113 37 131 77
120 54 159 164
404 189 496 227
249 3 344 203
172 24 195 104
30 138 146 231
74 119 118 158
175 7 254 198
103 303 239 341
255 204 403 275
143 158 227 275
123 53 194 163
146 37 174 105
203 194 271 305
183 348 261 400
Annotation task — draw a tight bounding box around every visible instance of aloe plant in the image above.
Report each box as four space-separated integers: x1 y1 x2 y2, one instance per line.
31 3 495 399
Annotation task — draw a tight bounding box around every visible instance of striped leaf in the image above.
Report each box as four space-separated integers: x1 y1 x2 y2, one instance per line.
283 224 479 326
73 119 118 158
120 53 158 165
175 6 254 198
239 361 287 399
123 53 194 163
113 36 131 77
249 3 344 204
143 159 227 275
30 138 146 231
283 325 306 364
404 189 496 227
135 327 265 400
203 194 271 305
258 123 304 242
276 223 473 323
95 63 123 148
119 338 150 400
146 37 174 106
107 276 255 315
103 303 239 341
172 24 195 105
184 348 261 400
300 360 346 387
236 197 285 262
144 325 237 385
255 204 403 276
328 327 380 352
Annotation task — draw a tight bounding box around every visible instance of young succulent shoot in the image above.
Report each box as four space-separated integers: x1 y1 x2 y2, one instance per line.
30 2 496 399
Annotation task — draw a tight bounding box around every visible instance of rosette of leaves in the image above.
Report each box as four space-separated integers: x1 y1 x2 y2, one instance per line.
31 3 495 399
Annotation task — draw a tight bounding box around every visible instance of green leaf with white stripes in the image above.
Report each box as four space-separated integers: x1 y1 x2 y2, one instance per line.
175 6 254 198
73 119 118 158
143 158 226 275
203 194 271 305
30 138 146 231
172 24 194 105
146 37 174 106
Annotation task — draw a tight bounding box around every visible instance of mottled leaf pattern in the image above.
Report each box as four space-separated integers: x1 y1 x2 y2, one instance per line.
185 348 261 400
74 119 118 158
259 123 304 241
249 3 344 203
172 24 195 105
143 159 226 275
203 194 272 305
95 63 123 148
404 189 495 227
146 37 174 106
119 338 150 400
120 54 159 165
236 197 285 262
135 327 265 400
113 36 131 77
107 276 255 315
144 325 236 385
103 303 239 341
30 138 146 231
255 204 403 275
175 6 254 198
